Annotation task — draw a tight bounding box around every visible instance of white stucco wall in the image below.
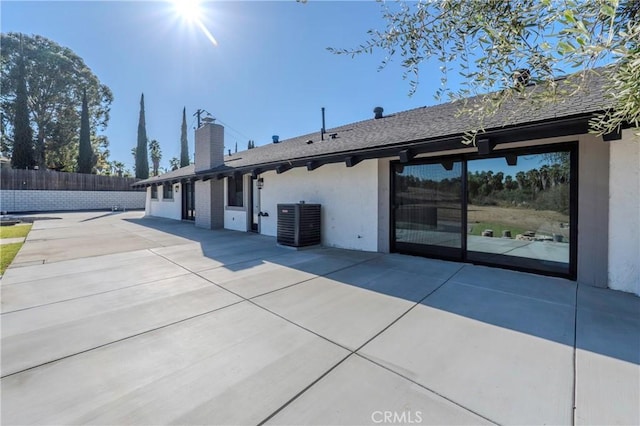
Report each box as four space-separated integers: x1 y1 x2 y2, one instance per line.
223 176 249 232
258 160 379 251
377 159 391 253
145 183 182 221
608 129 640 295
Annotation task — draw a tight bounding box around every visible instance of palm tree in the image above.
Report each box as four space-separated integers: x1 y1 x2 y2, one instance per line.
149 139 162 176
539 164 550 190
515 171 526 190
169 157 180 171
526 168 541 199
111 160 125 177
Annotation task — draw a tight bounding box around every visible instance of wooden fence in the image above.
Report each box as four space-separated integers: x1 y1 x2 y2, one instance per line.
0 168 144 191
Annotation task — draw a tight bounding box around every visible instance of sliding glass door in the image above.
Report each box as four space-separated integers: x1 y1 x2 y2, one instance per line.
391 145 576 278
392 161 463 259
466 152 573 275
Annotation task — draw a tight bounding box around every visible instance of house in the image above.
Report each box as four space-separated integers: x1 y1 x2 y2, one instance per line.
134 71 639 296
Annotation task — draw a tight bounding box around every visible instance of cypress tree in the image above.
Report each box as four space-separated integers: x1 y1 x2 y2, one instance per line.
77 90 93 173
180 107 189 167
135 93 149 179
11 47 35 169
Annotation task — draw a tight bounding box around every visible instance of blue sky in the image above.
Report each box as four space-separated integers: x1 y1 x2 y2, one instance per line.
2 0 461 172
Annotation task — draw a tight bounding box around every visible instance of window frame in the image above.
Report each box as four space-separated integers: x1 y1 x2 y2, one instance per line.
389 142 578 279
162 183 174 200
227 175 244 208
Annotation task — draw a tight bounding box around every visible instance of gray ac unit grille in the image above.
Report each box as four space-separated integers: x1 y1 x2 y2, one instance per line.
277 203 321 247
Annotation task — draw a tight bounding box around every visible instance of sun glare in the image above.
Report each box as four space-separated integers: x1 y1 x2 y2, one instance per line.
171 0 218 47
174 0 201 22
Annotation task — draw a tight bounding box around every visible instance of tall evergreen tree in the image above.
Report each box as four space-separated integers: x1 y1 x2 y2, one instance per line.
77 90 93 173
135 93 149 179
180 107 189 167
11 43 34 169
1 33 113 170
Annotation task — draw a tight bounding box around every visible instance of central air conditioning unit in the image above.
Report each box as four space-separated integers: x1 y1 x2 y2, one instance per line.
277 203 321 247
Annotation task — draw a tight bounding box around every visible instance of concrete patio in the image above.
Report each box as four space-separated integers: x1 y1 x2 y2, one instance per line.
1 211 638 425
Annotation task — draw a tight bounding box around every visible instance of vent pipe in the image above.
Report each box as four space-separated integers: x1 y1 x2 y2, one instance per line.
321 107 326 141
374 106 384 119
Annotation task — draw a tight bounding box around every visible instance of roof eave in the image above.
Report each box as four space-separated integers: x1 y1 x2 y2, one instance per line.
195 113 596 178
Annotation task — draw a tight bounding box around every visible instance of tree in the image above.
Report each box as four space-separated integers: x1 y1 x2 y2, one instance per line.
111 160 125 177
10 42 34 169
169 157 180 171
247 140 255 149
47 107 78 171
180 107 189 167
135 93 149 179
1 33 113 169
515 171 526 191
77 90 93 173
329 1 639 139
149 138 162 176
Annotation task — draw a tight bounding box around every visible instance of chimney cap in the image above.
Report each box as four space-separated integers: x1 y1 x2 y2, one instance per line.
373 106 384 119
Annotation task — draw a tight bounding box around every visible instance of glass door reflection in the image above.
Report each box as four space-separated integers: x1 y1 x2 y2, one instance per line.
393 161 463 259
466 152 571 275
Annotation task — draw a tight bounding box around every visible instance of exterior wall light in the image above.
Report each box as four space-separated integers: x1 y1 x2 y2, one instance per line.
257 178 264 189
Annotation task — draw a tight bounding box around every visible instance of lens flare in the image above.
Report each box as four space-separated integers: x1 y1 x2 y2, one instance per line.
174 0 201 22
172 0 218 46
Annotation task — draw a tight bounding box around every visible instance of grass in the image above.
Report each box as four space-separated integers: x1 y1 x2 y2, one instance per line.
0 224 32 275
0 224 32 239
1 243 24 275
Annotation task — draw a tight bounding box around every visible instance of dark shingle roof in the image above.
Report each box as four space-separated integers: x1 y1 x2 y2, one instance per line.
135 69 609 187
135 164 195 186
217 70 608 171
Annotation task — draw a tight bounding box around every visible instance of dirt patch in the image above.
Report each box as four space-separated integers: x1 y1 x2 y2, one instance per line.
468 205 569 237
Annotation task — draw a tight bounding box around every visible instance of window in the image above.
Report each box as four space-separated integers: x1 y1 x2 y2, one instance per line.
227 175 244 207
150 185 158 199
163 183 173 200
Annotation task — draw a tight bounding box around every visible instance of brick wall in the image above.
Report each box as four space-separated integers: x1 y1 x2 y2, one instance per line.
0 190 146 213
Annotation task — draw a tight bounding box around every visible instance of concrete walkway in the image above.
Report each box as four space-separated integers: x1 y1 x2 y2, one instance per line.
1 211 638 425
0 237 24 245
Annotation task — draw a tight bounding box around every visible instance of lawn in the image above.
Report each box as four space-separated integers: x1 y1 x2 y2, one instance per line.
0 224 32 239
0 224 32 274
1 243 24 275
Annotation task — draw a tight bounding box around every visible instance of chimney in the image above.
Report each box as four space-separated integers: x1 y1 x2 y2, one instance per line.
373 106 384 119
194 118 225 231
195 120 224 172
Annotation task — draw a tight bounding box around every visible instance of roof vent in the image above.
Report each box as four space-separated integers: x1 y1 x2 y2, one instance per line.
373 106 384 119
513 69 531 87
272 135 280 144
